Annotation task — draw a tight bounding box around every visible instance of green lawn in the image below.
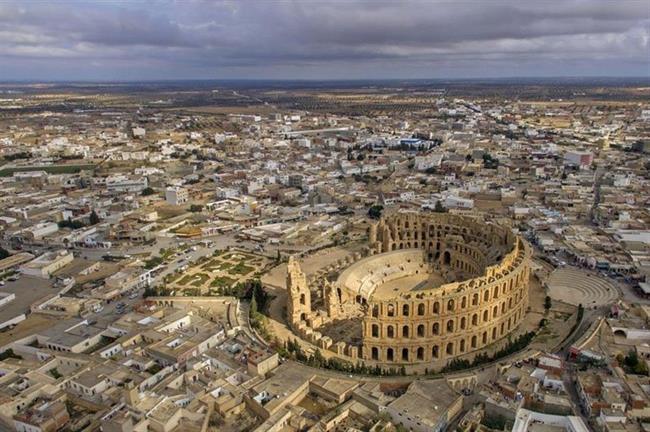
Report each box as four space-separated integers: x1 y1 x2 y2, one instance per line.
230 262 254 275
0 164 95 177
191 273 210 287
210 276 237 288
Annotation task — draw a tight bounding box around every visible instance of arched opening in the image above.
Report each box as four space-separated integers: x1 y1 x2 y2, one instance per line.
371 324 379 338
402 325 410 338
482 331 488 344
387 348 394 362
433 302 440 314
372 305 379 318
402 304 409 316
471 335 477 348
387 325 395 338
460 317 466 330
447 299 455 312
371 347 379 360
418 303 425 315
402 348 409 361
613 329 627 338
300 313 307 322
417 324 425 337
387 304 395 317
484 290 490 302
472 314 478 326
299 293 305 305
446 342 454 355
493 306 499 318
446 320 454 333
416 347 424 360
459 339 466 352
461 297 467 309
432 345 439 359
432 322 440 335
483 310 489 322
472 293 479 306
443 251 451 265
492 327 497 340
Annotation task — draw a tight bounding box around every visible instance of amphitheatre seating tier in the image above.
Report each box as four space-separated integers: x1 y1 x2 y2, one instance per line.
337 249 427 299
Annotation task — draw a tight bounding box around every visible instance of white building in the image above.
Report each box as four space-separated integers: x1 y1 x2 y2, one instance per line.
444 196 474 210
414 154 443 171
19 250 73 279
23 222 59 241
564 151 594 169
132 127 146 139
165 187 189 206
106 175 148 193
512 409 589 432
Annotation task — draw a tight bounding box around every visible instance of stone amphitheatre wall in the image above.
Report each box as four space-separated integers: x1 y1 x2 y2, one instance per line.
361 212 531 364
284 211 532 368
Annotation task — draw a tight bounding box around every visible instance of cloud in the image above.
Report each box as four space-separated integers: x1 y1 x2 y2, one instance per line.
0 0 647 80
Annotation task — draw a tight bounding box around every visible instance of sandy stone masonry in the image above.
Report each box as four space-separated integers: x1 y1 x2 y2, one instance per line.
285 211 531 367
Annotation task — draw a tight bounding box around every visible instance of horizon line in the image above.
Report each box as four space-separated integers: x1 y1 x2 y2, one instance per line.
1 75 649 85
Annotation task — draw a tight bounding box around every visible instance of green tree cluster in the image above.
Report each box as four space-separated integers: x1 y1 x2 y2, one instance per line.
368 204 383 219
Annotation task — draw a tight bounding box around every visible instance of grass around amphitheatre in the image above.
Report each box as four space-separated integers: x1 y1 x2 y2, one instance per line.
164 249 271 296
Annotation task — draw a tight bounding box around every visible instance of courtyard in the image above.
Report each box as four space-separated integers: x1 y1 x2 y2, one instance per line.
166 249 270 296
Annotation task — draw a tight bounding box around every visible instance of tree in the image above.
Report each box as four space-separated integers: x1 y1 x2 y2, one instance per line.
89 210 100 225
141 187 155 196
425 167 437 175
58 218 85 230
544 296 552 310
433 200 447 213
483 153 499 169
0 247 9 260
189 204 203 213
368 204 383 220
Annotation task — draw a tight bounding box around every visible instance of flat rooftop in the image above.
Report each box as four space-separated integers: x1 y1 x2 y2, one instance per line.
0 275 53 325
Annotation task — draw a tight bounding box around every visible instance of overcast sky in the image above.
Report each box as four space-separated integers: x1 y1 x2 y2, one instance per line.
0 0 648 81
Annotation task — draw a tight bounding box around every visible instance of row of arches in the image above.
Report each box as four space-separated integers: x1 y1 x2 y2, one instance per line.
378 217 509 247
367 319 518 363
365 306 525 363
368 303 524 340
370 284 527 319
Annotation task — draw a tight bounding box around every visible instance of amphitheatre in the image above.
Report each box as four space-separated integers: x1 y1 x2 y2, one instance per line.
263 211 543 372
